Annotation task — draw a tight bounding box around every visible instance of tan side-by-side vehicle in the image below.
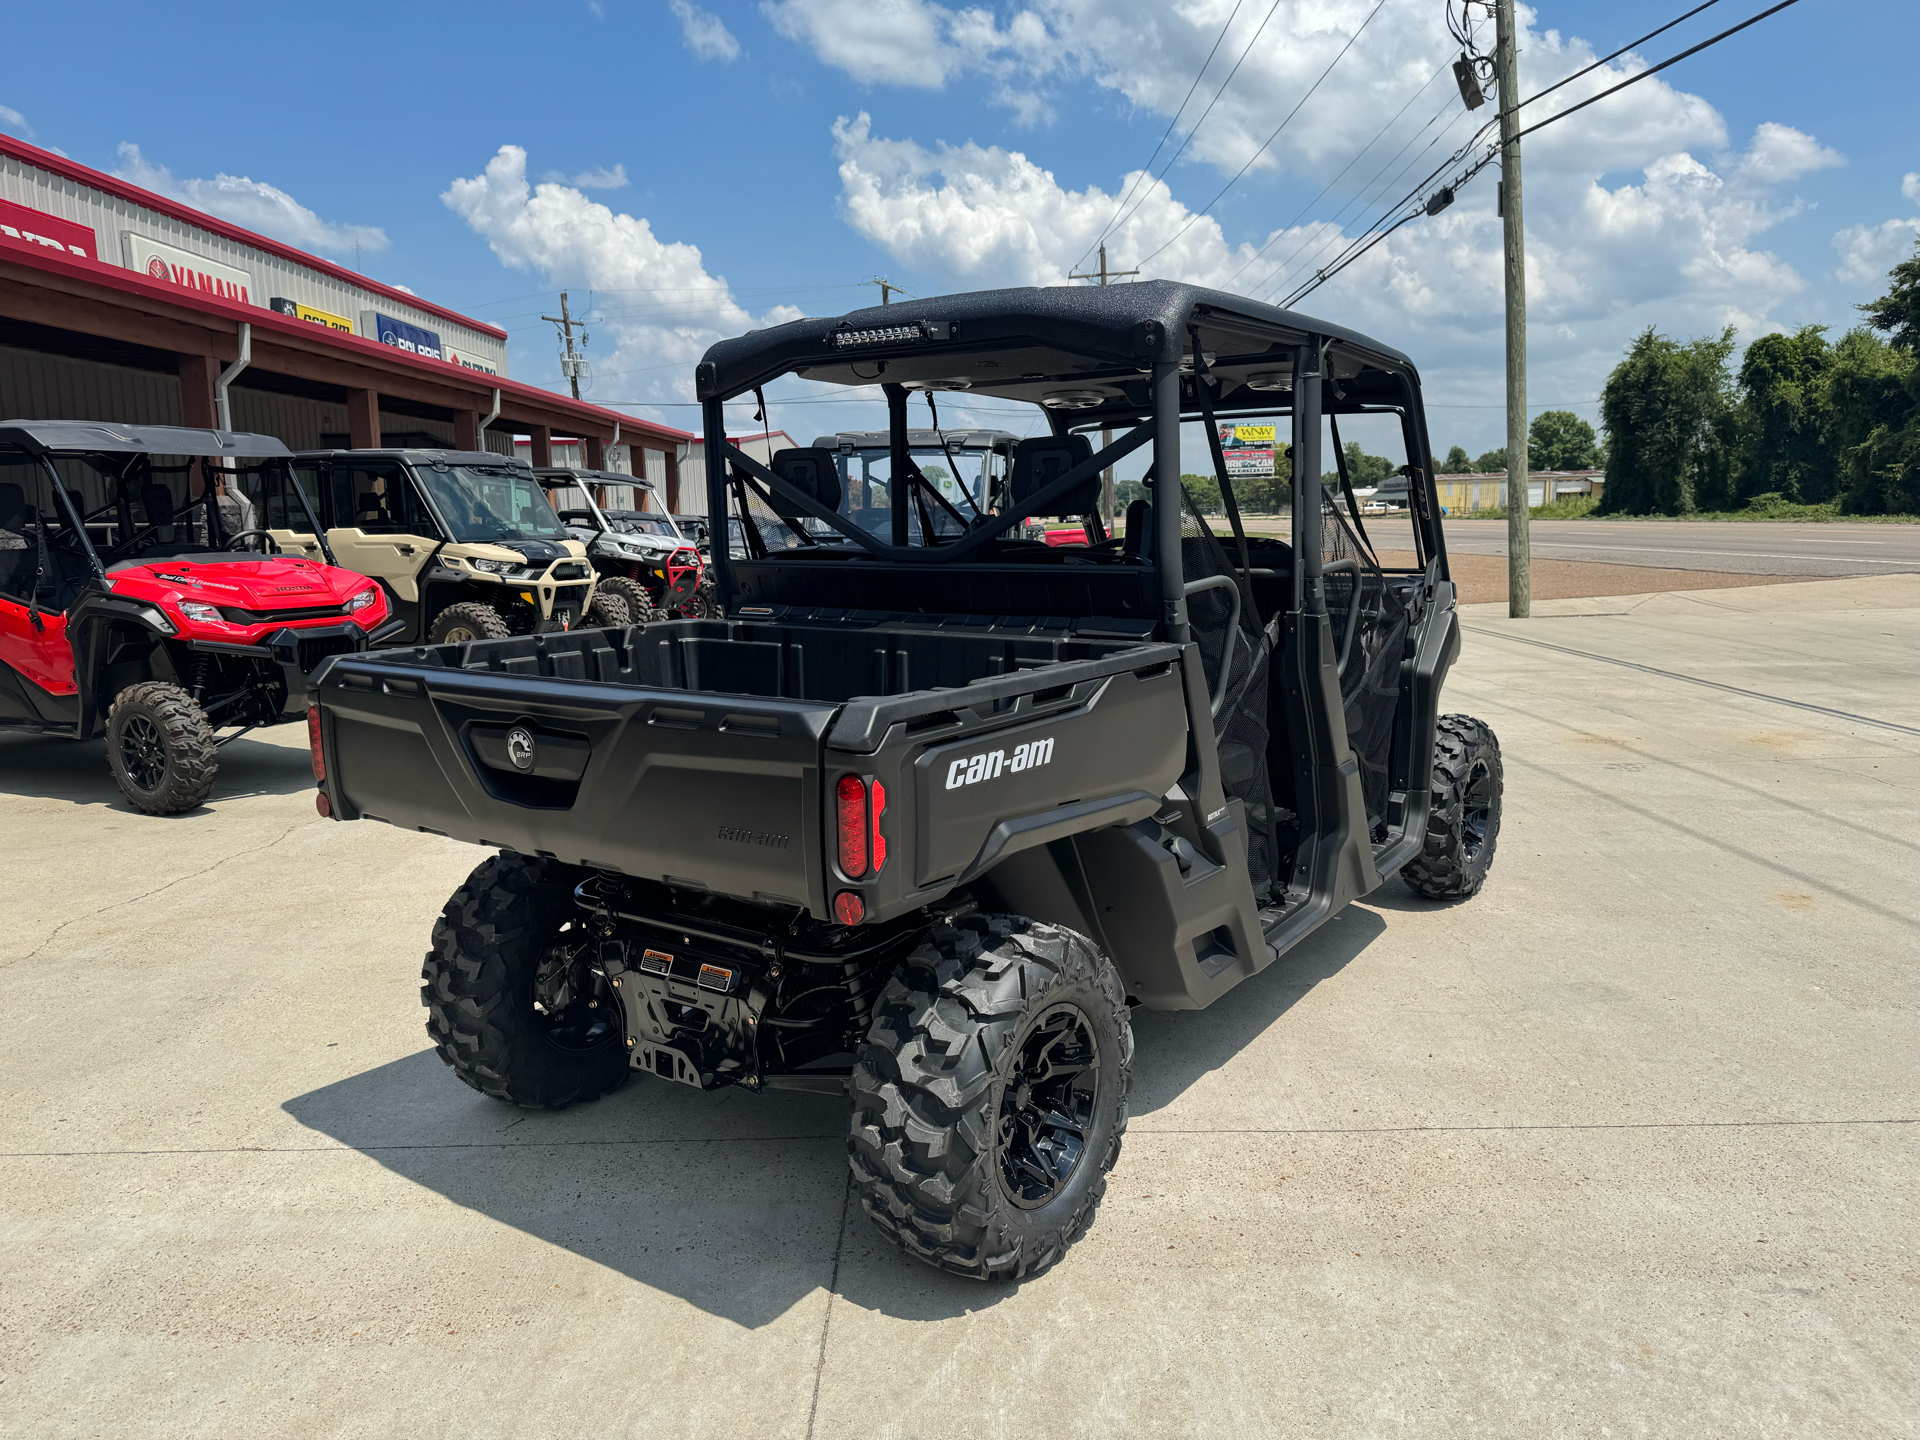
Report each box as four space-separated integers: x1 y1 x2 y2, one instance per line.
260 449 624 643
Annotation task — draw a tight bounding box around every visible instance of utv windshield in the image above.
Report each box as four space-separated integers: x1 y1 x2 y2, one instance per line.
416 465 569 544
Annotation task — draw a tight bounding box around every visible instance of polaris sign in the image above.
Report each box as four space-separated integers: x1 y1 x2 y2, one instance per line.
360 310 444 361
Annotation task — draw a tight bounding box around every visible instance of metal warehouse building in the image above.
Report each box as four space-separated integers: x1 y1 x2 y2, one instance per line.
0 134 694 507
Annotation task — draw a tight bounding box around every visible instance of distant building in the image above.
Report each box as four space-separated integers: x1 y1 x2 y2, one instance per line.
1432 470 1605 512
675 430 800 516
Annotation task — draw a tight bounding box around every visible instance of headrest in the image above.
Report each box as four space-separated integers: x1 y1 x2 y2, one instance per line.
1122 498 1153 559
141 483 175 526
1011 435 1096 517
357 491 382 514
766 448 842 521
0 482 24 520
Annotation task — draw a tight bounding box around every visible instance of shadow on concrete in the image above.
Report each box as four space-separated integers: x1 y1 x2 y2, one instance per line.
282 894 1391 1327
0 729 316 811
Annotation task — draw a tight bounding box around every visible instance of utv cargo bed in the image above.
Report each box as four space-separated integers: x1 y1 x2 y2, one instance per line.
315 612 1186 920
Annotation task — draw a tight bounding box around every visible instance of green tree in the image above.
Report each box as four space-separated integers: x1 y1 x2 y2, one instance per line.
1599 326 1738 515
1858 249 1918 354
1472 447 1507 473
1733 326 1835 504
1180 471 1223 515
1323 441 1393 488
1527 410 1600 470
1441 445 1472 472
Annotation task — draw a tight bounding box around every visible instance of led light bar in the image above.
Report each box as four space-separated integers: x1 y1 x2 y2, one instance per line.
828 319 951 348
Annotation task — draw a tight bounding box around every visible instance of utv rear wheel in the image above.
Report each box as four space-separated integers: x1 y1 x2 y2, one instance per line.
428 602 510 645
421 853 628 1108
1402 713 1504 901
585 589 631 629
596 575 666 624
849 913 1131 1281
105 681 217 815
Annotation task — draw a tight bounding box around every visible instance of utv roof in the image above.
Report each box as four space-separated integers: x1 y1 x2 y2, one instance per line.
292 448 529 468
0 420 292 458
534 466 656 491
816 428 1021 450
697 280 1418 411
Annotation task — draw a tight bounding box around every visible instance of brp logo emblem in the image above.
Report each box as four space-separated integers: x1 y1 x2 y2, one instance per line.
505 726 536 771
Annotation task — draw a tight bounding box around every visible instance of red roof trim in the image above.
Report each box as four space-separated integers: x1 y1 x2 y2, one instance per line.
0 133 508 342
0 238 694 442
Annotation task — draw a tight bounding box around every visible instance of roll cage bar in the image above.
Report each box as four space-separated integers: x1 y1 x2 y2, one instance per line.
696 280 1448 643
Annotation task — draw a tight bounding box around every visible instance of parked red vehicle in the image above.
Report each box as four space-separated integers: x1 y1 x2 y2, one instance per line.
0 421 400 813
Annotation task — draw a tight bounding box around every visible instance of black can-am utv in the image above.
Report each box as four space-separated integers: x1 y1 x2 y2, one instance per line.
308 282 1503 1280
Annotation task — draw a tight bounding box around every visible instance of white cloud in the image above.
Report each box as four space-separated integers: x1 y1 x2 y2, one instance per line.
112 144 387 256
834 111 1842 447
764 0 1056 119
1732 122 1842 184
1831 174 1919 285
0 104 31 138
544 163 630 190
442 145 799 418
672 0 741 62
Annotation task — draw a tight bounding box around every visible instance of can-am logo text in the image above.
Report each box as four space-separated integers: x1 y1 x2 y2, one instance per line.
945 736 1054 789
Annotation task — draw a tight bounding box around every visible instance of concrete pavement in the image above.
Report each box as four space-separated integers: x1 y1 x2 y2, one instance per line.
0 575 1913 1437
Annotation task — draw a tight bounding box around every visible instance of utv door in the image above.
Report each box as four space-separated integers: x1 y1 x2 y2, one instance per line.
0 462 78 721
320 461 439 641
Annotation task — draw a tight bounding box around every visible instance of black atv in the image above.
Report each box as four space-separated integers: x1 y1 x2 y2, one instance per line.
533 467 706 622
310 281 1502 1280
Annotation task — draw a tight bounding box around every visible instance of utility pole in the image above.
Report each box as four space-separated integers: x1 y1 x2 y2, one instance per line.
542 291 590 401
1495 0 1530 617
1069 244 1140 533
864 277 906 306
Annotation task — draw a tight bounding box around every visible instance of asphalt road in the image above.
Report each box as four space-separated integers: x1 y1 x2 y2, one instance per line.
0 574 1914 1436
1438 518 1920 578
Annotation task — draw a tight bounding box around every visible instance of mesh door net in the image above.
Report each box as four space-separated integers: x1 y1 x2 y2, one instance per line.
1318 490 1409 834
1180 490 1283 897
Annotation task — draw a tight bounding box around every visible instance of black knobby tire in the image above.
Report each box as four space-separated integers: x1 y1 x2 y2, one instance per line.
105 681 217 815
428 602 510 645
585 589 631 629
596 575 666 624
1402 713 1504 900
849 914 1132 1281
421 853 629 1108
689 575 722 619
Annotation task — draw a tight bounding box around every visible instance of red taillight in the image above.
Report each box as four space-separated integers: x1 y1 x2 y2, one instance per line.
836 773 868 876
833 890 865 926
307 705 325 782
835 774 889 880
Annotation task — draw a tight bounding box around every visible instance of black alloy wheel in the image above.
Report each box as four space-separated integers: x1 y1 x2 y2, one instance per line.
119 713 168 792
1462 759 1494 862
531 941 622 1053
999 1005 1100 1207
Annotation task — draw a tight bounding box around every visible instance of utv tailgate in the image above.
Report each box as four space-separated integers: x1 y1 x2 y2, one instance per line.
313 619 1188 921
316 658 836 910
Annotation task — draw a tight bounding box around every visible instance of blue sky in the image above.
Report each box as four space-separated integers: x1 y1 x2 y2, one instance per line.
3 0 1915 459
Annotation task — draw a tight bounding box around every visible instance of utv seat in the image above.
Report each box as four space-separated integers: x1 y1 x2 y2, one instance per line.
1010 434 1105 545
767 448 842 526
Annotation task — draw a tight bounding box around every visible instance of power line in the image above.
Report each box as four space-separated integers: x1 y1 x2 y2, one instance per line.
1074 0 1250 273
1277 0 1810 309
1221 45 1460 290
1097 0 1288 259
1137 0 1390 268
